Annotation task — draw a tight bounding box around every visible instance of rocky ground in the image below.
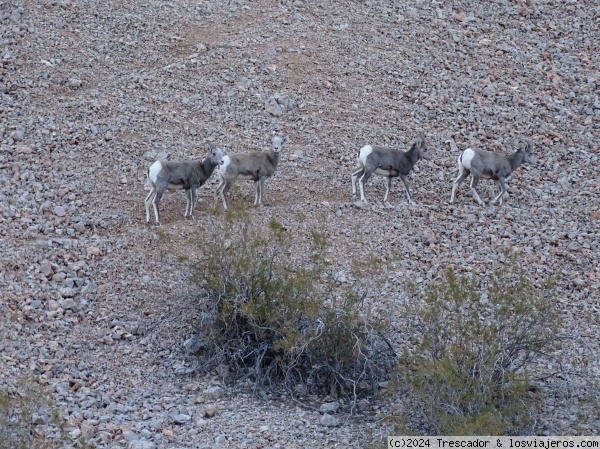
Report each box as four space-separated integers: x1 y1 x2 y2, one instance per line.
1 0 599 447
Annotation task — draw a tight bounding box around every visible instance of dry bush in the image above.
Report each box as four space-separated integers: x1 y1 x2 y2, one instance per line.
189 204 395 404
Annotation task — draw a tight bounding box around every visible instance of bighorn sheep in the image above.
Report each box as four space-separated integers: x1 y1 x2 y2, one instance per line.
351 136 431 206
214 135 286 210
145 145 224 225
448 137 535 206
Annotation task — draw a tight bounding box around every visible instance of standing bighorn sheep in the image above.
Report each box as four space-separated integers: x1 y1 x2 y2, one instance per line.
448 137 535 206
351 136 431 205
145 145 224 225
215 135 286 210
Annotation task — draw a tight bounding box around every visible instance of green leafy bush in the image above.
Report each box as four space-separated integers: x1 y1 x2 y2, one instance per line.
398 259 562 435
190 205 395 402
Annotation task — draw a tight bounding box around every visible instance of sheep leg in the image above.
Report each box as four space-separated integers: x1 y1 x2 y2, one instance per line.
469 176 485 206
383 177 393 203
257 178 265 206
184 189 191 218
358 171 371 203
220 187 229 210
215 178 228 210
221 182 231 210
495 180 508 205
254 180 260 206
351 167 364 197
214 182 222 203
145 187 156 223
190 187 198 218
184 187 196 218
494 181 502 206
400 175 416 206
490 179 507 206
450 166 469 204
152 188 165 225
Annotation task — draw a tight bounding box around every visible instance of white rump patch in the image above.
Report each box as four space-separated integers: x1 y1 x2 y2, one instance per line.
148 161 162 184
219 155 231 176
357 145 373 166
461 148 476 170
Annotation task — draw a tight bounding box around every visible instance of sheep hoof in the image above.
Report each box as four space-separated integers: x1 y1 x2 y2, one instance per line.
353 200 368 209
384 202 394 209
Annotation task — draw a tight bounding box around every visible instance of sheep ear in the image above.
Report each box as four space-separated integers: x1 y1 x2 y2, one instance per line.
515 138 528 152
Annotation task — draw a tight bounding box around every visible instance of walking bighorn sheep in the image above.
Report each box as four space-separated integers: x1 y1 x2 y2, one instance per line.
448 137 535 206
215 135 286 210
145 145 224 225
351 136 431 206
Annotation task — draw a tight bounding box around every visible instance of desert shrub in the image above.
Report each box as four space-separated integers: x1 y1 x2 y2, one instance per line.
397 258 563 435
190 205 395 402
0 376 66 449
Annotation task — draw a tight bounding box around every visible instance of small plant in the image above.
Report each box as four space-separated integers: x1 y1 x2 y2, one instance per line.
0 375 66 449
190 204 395 403
153 227 171 262
154 226 169 242
397 257 563 435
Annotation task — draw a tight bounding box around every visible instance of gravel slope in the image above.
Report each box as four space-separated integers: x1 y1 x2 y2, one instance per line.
1 0 599 447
